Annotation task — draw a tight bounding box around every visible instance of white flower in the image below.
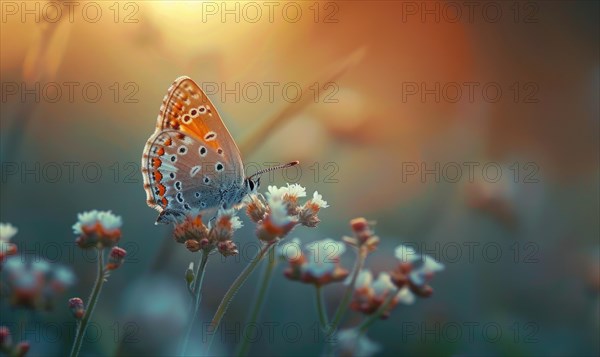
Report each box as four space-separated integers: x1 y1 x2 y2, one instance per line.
409 254 445 286
0 223 18 242
283 238 349 285
350 269 373 288
0 223 18 257
395 244 419 263
4 256 25 272
267 198 293 227
267 183 307 201
72 210 122 234
303 238 345 278
351 270 414 303
306 238 345 260
396 287 415 305
278 238 302 260
335 329 381 357
215 209 243 231
3 257 75 293
230 216 243 230
267 185 288 201
371 272 395 296
311 191 329 208
54 266 76 286
97 211 122 230
31 260 51 274
422 254 445 272
285 183 307 198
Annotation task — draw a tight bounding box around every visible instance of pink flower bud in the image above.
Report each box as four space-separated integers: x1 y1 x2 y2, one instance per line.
0 326 12 350
68 297 85 319
15 341 29 357
106 247 127 270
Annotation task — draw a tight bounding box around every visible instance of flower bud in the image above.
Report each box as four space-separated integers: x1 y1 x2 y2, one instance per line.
283 239 348 286
210 211 242 243
410 284 434 298
14 341 29 357
106 247 127 271
217 241 238 257
72 211 122 249
185 239 201 252
0 326 12 350
185 262 195 285
173 215 209 244
199 238 211 250
246 195 268 223
350 218 379 251
297 192 328 228
350 217 369 234
297 208 321 228
68 297 85 319
390 262 412 289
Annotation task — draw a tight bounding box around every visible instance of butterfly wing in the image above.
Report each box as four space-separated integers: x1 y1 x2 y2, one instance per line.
142 77 245 222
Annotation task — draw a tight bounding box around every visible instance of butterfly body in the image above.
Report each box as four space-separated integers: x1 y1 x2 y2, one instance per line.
142 76 259 224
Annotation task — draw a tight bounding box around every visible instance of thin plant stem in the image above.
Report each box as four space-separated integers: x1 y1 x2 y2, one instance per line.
326 247 367 336
357 289 399 334
236 244 277 357
206 241 276 354
69 248 105 357
315 286 329 331
180 250 210 355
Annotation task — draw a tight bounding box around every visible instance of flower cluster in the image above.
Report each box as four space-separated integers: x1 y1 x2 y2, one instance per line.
277 215 445 350
347 245 444 320
343 217 380 252
349 270 414 319
72 210 122 249
106 246 127 271
71 211 128 272
0 223 18 267
68 297 85 319
247 184 328 242
391 245 445 297
173 210 242 256
282 238 349 286
1 257 75 310
0 326 29 357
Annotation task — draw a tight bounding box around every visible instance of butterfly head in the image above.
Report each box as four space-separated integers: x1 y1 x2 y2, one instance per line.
243 161 299 197
244 176 261 195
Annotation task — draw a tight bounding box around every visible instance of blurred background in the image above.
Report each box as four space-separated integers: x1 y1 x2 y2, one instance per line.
1 0 598 356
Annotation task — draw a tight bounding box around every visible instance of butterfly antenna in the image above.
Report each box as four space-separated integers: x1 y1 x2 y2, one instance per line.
248 161 299 179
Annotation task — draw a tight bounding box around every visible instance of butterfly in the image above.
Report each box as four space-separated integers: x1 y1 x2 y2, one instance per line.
142 76 298 224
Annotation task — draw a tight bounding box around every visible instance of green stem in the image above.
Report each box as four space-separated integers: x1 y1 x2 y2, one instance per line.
180 250 210 355
315 286 329 331
236 244 277 357
357 289 399 333
326 247 367 336
206 241 276 354
69 248 105 357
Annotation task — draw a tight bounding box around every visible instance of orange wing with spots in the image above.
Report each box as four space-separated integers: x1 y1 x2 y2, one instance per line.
141 77 245 220
155 77 243 155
